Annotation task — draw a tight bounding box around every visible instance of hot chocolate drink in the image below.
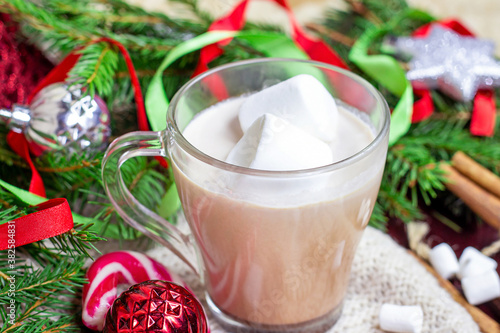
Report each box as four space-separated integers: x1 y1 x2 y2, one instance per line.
102 60 390 333
172 95 384 327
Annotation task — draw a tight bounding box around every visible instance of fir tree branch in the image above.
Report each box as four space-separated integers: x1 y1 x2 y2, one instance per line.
345 0 383 25
68 42 119 97
36 159 100 173
305 23 356 47
428 110 471 121
6 266 83 296
0 290 80 333
0 203 37 224
35 321 77 333
0 141 28 169
51 1 165 25
170 0 213 25
19 225 105 264
0 206 21 222
378 182 423 222
0 0 99 43
1 0 202 61
2 297 45 333
369 201 389 230
0 270 9 281
114 67 194 78
0 256 87 331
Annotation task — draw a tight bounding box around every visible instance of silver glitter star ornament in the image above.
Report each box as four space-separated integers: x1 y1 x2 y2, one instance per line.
394 25 500 102
0 83 111 155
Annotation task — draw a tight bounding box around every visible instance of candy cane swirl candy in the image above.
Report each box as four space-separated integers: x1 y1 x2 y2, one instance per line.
82 251 185 331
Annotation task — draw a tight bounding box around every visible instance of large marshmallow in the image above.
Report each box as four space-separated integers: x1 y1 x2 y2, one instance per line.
379 304 423 333
429 243 460 280
226 113 333 171
462 270 500 305
238 74 338 142
459 247 498 279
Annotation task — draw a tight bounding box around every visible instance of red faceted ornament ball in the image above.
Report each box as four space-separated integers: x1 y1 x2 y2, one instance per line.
103 280 208 333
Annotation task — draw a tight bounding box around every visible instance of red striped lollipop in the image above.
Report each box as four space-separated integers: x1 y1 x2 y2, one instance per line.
82 251 186 331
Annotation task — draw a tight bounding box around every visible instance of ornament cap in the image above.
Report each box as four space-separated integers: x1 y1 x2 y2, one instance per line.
0 104 31 131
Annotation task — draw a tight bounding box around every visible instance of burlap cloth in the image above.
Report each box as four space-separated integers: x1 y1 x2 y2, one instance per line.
142 224 480 332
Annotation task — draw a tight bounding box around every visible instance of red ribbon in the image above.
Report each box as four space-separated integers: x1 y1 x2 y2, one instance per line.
7 38 153 196
471 90 496 136
6 132 46 197
0 198 74 250
412 19 474 38
96 38 168 167
189 0 351 129
97 37 149 133
410 20 496 136
6 51 82 197
27 52 82 103
193 0 349 77
412 89 434 123
5 52 82 197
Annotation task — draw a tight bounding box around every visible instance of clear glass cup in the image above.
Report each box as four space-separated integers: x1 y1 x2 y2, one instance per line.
102 58 390 333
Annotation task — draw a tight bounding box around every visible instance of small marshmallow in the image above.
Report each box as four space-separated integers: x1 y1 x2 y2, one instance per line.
460 259 498 280
379 304 423 333
428 243 459 280
459 247 498 279
462 270 500 305
226 113 333 171
238 74 338 142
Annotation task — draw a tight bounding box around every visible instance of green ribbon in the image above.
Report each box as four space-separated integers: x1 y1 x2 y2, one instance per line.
349 9 434 145
146 31 236 132
145 30 308 131
0 179 134 239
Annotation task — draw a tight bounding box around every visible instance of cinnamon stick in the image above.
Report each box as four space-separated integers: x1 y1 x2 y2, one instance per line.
408 250 500 333
452 151 500 199
439 163 500 230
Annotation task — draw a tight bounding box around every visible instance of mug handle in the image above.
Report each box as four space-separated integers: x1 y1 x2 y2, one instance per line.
101 131 199 275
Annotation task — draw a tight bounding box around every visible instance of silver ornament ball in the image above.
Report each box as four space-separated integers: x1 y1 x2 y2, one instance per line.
0 83 111 155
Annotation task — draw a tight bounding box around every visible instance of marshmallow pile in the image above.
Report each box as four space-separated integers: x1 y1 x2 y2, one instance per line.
225 74 338 171
377 244 500 333
429 243 500 305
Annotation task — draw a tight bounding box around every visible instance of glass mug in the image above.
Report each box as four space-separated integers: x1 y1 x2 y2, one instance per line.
102 58 390 332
